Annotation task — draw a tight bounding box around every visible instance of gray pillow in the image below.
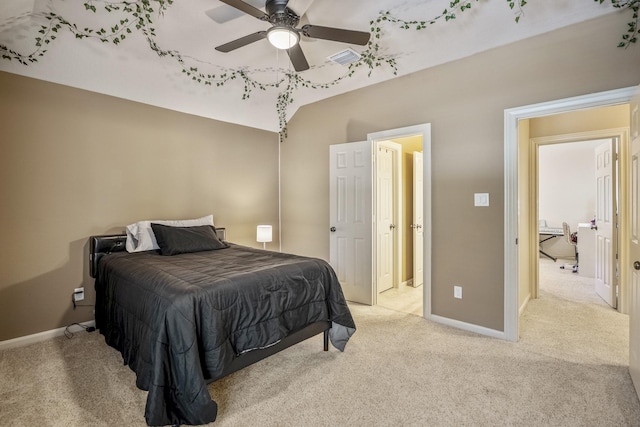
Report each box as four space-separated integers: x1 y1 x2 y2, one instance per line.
150 223 229 256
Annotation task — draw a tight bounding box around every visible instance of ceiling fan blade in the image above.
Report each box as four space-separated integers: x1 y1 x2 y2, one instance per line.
287 44 310 72
218 0 269 21
301 24 370 46
205 0 265 24
285 0 315 17
215 31 267 52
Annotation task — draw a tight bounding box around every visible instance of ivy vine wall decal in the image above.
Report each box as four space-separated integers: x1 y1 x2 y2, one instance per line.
1 0 638 140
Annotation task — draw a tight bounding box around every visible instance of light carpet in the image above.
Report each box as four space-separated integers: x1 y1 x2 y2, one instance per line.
1 261 639 426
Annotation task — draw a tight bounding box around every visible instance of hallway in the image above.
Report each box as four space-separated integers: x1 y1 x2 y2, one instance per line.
521 258 629 366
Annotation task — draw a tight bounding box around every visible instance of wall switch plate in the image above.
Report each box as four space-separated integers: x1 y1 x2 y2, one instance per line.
454 286 463 299
474 193 489 207
74 287 85 302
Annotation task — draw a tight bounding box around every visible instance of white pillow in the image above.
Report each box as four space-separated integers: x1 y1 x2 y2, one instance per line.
125 215 214 252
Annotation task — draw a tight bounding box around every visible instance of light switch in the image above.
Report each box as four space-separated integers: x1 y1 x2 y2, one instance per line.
474 193 489 207
454 286 462 299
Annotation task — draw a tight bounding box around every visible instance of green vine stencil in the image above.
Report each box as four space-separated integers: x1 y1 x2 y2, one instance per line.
597 0 639 47
0 0 636 140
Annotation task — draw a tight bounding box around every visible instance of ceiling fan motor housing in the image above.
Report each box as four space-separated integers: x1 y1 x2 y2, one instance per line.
266 0 300 28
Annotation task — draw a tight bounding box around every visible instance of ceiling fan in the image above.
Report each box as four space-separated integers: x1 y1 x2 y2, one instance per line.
213 0 371 72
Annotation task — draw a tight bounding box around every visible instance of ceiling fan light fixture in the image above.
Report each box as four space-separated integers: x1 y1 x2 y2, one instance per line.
267 26 299 50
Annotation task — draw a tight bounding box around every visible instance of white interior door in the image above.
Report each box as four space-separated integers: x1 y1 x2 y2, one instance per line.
413 151 424 287
595 139 617 307
629 84 640 399
376 144 395 293
329 141 373 305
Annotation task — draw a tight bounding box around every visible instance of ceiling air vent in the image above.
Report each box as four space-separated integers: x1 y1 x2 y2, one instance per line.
328 48 362 66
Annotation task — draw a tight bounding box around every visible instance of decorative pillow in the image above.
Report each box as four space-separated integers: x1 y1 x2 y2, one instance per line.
125 214 214 252
150 224 229 256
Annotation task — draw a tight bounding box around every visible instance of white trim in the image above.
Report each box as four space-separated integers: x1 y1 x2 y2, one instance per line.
504 87 636 342
430 314 506 340
368 123 432 318
0 320 96 351
519 294 531 316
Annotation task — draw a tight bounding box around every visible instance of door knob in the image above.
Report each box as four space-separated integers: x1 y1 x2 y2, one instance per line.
390 224 396 230
330 227 336 232
410 224 416 229
634 261 640 271
416 224 422 229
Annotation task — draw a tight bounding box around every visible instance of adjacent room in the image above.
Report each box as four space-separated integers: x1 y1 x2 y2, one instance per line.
1 0 640 425
529 104 630 310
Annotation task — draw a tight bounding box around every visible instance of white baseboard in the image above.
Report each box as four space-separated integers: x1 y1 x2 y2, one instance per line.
519 294 531 316
0 320 96 351
427 314 506 340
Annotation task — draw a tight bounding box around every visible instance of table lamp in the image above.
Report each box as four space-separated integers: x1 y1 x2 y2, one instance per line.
256 225 272 250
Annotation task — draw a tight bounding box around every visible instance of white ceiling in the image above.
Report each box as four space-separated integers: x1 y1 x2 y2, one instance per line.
0 0 618 132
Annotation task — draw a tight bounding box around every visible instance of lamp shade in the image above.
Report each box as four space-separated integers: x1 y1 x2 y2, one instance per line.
256 225 273 243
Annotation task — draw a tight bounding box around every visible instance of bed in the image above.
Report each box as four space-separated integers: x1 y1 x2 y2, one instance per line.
89 226 355 426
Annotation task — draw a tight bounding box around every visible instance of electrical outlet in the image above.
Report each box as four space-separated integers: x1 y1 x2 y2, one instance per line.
73 287 85 302
454 285 463 299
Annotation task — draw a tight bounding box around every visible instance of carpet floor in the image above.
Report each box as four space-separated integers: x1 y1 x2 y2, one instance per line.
1 259 639 426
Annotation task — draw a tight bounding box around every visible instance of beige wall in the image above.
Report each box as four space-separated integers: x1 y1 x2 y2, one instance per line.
0 72 279 341
2 12 639 342
530 104 629 138
281 12 640 332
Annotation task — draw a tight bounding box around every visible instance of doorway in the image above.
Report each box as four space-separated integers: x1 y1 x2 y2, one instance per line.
504 86 636 342
535 135 624 308
376 137 424 316
329 123 432 317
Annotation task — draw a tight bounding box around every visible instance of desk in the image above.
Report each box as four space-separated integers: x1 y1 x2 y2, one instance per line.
539 227 563 261
577 223 595 278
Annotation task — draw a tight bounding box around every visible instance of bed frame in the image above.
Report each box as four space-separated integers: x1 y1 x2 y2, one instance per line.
89 230 330 383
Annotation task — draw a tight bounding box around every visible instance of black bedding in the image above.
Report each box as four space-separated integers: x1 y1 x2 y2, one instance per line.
95 243 355 426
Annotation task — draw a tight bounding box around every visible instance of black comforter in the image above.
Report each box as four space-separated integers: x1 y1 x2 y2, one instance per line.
95 244 355 426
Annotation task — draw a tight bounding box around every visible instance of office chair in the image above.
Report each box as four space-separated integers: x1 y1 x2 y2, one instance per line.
559 222 578 273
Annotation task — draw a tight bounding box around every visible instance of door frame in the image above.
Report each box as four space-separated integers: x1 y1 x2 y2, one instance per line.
368 124 432 316
529 130 628 303
375 140 402 294
504 86 636 342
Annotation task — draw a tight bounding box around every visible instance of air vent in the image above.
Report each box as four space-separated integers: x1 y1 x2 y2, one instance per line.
328 48 361 66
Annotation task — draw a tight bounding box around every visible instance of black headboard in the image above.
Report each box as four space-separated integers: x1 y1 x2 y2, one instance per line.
89 234 127 278
89 228 226 278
